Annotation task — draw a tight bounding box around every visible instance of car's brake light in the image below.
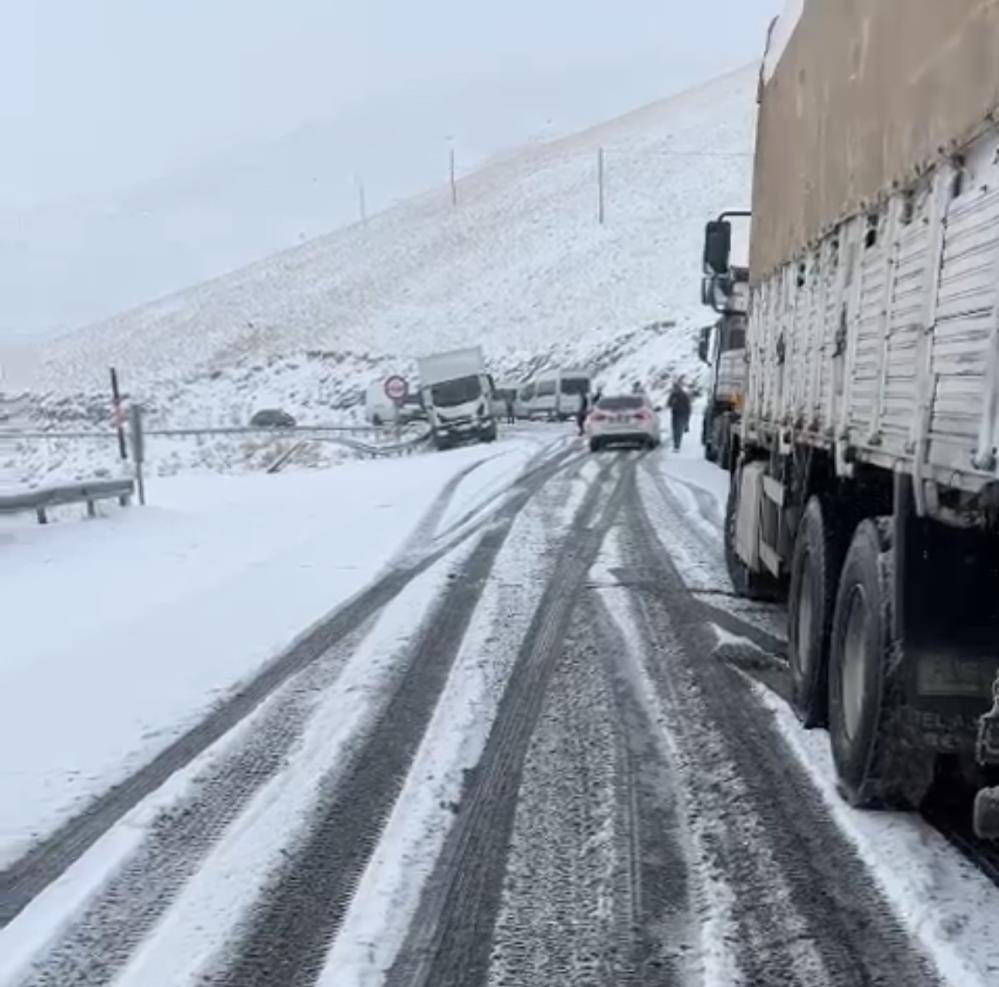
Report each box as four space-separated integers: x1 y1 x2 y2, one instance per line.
591 412 608 422
634 410 651 422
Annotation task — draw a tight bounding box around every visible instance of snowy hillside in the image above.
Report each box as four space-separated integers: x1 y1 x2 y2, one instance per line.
19 64 756 448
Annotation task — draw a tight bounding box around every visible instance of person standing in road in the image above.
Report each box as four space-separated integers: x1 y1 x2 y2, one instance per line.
576 390 589 436
667 380 692 452
505 391 516 425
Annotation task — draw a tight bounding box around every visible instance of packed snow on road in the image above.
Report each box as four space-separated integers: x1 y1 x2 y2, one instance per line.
2 424 997 987
5 5 999 984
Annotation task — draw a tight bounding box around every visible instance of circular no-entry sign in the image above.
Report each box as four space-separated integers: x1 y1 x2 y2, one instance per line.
384 375 409 404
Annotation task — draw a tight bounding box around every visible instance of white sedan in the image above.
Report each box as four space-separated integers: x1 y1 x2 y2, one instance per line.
586 395 662 451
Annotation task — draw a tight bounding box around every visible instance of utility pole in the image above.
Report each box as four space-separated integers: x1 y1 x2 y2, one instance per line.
598 147 605 225
449 148 457 207
356 176 367 226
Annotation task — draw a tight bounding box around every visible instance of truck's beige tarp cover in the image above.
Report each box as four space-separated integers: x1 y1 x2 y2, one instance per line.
750 0 999 281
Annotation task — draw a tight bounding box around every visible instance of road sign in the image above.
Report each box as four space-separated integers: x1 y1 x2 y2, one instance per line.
384 375 409 404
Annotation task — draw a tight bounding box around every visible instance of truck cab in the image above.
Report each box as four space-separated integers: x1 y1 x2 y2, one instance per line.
698 277 747 467
418 347 498 451
698 213 749 467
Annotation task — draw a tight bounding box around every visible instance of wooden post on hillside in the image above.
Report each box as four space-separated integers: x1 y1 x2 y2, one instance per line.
598 147 605 225
110 367 128 461
356 176 367 226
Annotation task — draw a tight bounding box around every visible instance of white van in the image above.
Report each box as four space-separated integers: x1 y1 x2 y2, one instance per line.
531 375 559 418
523 369 592 420
557 369 592 419
514 380 536 419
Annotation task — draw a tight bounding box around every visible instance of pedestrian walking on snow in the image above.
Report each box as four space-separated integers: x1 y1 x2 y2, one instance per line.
576 391 589 436
667 381 691 452
505 392 516 425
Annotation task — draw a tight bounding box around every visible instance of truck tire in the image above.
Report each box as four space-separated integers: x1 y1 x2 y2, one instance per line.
724 467 781 601
828 519 934 809
788 496 848 728
703 413 718 462
717 416 732 470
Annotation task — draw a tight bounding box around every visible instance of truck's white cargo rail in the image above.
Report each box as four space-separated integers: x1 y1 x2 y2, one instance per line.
744 127 999 497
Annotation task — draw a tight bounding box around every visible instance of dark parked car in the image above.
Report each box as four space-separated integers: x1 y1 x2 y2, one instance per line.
250 409 297 428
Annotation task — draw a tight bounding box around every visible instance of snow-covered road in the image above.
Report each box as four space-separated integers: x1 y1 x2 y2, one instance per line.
2 429 998 986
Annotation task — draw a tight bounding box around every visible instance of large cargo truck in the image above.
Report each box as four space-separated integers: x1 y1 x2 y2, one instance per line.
711 0 999 837
418 346 497 450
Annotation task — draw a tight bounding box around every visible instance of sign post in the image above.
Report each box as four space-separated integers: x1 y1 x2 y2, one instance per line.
129 404 146 505
383 376 409 440
110 367 128 461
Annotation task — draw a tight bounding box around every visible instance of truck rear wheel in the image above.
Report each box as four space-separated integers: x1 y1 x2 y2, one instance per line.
788 496 848 728
828 519 933 809
724 467 780 601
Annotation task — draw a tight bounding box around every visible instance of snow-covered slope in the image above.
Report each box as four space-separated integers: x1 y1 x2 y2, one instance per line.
6 61 756 491
33 65 755 404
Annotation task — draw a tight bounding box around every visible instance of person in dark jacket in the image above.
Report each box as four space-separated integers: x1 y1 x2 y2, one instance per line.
576 391 589 436
504 392 516 424
666 380 692 451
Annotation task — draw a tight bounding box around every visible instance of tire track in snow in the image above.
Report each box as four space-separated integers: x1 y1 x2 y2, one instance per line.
638 456 787 653
483 587 698 987
10 623 371 986
612 473 941 987
315 447 595 984
386 454 638 987
0 442 576 930
210 445 587 987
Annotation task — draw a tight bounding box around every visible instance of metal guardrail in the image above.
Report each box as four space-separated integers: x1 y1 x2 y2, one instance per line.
0 424 413 441
0 478 135 525
1 420 433 495
264 428 432 472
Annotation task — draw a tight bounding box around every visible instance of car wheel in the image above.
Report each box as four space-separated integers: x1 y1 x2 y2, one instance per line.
828 519 934 809
589 438 602 453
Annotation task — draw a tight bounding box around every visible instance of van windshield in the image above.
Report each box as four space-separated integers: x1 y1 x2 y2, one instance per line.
431 375 482 407
561 377 589 396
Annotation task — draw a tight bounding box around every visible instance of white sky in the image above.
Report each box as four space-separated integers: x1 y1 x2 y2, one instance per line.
1 0 779 336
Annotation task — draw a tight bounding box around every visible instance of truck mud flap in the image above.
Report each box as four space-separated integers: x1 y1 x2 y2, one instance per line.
978 675 999 767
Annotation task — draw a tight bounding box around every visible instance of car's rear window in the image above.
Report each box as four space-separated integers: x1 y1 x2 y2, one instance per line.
597 396 643 411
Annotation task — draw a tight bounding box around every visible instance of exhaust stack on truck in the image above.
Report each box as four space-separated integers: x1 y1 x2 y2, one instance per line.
417 346 497 451
709 0 999 838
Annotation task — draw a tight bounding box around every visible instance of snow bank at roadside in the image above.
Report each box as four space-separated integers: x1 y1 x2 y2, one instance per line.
0 437 538 869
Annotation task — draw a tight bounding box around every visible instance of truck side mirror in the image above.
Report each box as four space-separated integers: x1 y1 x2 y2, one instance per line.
697 326 712 364
703 220 732 276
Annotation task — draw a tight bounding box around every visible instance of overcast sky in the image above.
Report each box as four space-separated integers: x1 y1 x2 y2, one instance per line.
1 0 778 337
5 0 778 208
